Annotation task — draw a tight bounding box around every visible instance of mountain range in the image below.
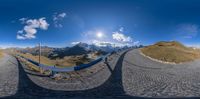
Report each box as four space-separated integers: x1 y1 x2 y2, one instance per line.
6 42 142 59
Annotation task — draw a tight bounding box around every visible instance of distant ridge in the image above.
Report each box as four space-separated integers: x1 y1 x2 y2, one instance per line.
8 42 137 59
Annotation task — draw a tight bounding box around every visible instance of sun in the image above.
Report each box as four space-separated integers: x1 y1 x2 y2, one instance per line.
96 32 104 38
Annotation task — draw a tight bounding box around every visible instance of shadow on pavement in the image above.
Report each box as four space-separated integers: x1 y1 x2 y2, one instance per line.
1 50 200 99
104 57 113 73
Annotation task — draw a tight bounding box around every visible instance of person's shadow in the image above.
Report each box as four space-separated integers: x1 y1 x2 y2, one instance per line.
1 50 199 99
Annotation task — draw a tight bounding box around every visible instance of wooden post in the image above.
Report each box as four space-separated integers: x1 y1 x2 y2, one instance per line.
39 43 43 73
39 43 41 64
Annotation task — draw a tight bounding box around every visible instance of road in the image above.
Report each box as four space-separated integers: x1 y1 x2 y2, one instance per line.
123 49 200 97
1 49 200 98
0 54 18 97
1 50 132 99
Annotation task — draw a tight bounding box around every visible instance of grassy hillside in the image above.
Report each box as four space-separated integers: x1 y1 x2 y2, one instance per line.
140 41 200 63
18 53 92 67
19 53 55 65
0 50 4 58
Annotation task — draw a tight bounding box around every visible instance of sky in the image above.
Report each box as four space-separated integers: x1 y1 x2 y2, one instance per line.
0 0 200 48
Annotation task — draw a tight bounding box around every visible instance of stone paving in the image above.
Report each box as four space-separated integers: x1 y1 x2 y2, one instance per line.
123 49 200 98
0 54 18 97
1 49 200 99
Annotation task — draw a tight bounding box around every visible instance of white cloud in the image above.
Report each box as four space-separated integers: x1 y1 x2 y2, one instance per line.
112 32 132 42
17 35 26 40
0 43 34 49
17 30 23 34
92 40 112 47
53 12 66 28
133 41 140 45
186 44 200 48
17 17 49 40
17 30 26 40
53 13 66 21
177 24 199 39
58 13 66 18
19 18 27 24
119 27 124 32
91 40 130 47
71 42 81 45
112 27 133 43
81 27 137 47
39 18 49 30
24 26 37 34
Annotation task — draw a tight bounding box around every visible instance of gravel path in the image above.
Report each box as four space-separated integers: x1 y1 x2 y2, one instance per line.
123 49 200 98
0 54 18 97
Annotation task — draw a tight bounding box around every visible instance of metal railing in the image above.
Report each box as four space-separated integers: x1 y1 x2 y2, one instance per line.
17 54 108 72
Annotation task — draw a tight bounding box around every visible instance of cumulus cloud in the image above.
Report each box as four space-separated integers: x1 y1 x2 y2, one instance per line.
112 32 132 42
176 24 199 38
112 27 133 42
39 18 49 30
17 35 26 40
17 17 49 40
16 30 26 40
53 12 66 28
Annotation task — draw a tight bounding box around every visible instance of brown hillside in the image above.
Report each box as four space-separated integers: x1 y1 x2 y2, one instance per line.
0 50 4 58
140 41 200 63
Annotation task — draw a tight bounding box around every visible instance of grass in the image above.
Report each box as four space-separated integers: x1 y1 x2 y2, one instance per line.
140 41 200 63
0 49 4 59
17 53 92 67
18 56 41 72
17 56 51 75
18 53 55 65
54 55 91 67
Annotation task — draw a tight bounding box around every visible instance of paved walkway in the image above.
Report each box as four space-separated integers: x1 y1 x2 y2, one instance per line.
2 50 133 99
123 49 200 98
0 54 18 97
1 49 200 99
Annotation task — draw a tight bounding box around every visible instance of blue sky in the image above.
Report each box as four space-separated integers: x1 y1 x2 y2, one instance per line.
0 0 200 48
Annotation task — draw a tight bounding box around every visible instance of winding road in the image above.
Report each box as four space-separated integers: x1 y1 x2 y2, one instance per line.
0 49 200 99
